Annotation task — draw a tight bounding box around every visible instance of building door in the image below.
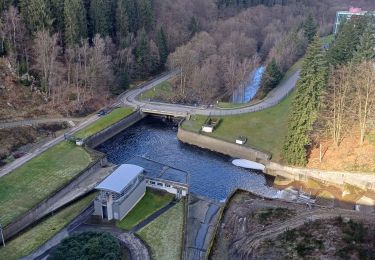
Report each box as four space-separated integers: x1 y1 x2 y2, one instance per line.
102 205 108 219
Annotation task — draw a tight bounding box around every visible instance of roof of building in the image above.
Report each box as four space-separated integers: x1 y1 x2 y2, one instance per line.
126 156 189 186
96 164 144 194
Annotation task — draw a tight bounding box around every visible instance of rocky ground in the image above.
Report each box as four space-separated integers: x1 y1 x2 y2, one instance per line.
209 191 375 260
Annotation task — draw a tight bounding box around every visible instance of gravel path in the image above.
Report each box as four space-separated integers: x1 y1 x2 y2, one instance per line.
0 117 84 129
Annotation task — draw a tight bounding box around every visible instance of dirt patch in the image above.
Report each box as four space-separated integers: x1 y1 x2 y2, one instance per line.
255 217 375 259
307 132 375 172
209 191 375 260
0 123 68 166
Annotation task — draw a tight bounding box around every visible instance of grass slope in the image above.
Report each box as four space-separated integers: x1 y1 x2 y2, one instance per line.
0 193 96 260
0 141 93 226
116 189 174 230
137 200 184 260
139 81 173 101
74 107 134 139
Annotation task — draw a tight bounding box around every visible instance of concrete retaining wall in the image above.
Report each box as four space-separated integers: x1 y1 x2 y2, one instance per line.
3 152 107 240
267 162 375 191
177 128 271 164
85 110 145 148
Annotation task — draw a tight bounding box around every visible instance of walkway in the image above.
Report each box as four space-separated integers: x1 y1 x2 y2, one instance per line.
0 117 85 129
0 69 300 177
121 70 300 116
131 200 177 232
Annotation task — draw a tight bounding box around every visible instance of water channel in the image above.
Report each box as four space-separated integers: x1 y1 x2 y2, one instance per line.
97 117 278 201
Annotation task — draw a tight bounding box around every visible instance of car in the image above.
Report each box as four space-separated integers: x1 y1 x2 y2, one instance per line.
97 110 107 116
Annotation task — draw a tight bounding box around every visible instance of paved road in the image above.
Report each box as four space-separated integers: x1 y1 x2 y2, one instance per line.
122 70 300 116
0 117 85 129
0 115 99 178
0 69 300 177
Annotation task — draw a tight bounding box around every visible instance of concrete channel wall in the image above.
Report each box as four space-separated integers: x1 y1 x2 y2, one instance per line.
3 152 107 240
267 162 375 191
85 110 145 148
177 128 271 164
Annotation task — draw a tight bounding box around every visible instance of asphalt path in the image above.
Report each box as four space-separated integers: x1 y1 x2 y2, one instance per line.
0 117 84 129
122 70 300 116
0 69 300 177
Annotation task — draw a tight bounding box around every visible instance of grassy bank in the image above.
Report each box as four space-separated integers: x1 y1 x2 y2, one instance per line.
137 200 184 260
181 59 302 162
139 81 173 101
74 107 134 139
116 189 174 230
0 193 96 260
0 141 93 227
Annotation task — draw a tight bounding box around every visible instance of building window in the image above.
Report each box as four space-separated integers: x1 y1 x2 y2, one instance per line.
157 182 164 187
165 184 171 188
150 181 156 185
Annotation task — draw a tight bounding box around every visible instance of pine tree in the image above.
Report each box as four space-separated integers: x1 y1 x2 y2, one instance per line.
283 36 328 166
138 0 153 32
328 18 367 66
64 0 87 46
90 0 114 37
124 0 138 33
352 19 375 63
20 0 53 32
50 0 65 33
115 0 129 47
259 59 283 95
303 13 318 43
188 17 199 38
156 27 169 67
135 28 150 76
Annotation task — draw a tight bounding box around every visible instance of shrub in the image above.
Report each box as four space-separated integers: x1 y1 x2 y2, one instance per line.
48 232 122 260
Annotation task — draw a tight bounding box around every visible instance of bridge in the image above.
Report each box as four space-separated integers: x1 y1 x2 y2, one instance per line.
120 70 300 117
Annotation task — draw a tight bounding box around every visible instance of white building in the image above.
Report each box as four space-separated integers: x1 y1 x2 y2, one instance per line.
334 8 374 34
94 164 146 221
94 157 189 221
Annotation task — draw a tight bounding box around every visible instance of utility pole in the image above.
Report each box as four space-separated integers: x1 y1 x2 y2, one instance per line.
0 224 5 247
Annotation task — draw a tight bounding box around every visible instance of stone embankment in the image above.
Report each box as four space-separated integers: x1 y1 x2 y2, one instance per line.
177 128 271 165
267 162 375 192
178 127 375 192
84 110 145 148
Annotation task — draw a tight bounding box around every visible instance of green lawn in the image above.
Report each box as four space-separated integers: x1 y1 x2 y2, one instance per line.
139 81 173 101
116 189 174 230
0 193 96 260
137 200 184 260
74 107 135 139
182 91 295 162
0 141 93 227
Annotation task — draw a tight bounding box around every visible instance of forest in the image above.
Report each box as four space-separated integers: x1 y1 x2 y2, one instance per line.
283 14 375 168
0 0 374 116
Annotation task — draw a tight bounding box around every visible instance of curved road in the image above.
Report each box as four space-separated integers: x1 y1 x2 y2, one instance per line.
121 70 300 116
0 69 300 177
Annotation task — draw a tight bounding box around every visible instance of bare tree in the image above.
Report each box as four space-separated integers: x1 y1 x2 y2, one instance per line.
354 61 375 145
324 65 353 147
33 30 62 102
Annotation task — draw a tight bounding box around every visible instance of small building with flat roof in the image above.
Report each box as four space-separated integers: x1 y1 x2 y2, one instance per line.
93 164 146 221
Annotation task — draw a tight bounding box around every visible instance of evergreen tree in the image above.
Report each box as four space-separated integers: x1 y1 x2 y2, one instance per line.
20 0 53 32
115 0 129 47
138 0 153 32
283 36 328 166
327 18 367 66
303 13 317 43
90 0 114 37
352 19 375 63
135 28 150 76
188 17 199 38
156 27 169 67
259 59 283 95
64 0 87 46
50 0 65 33
124 0 138 33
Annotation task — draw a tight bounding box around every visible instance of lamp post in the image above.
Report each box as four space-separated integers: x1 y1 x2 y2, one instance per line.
0 224 5 247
